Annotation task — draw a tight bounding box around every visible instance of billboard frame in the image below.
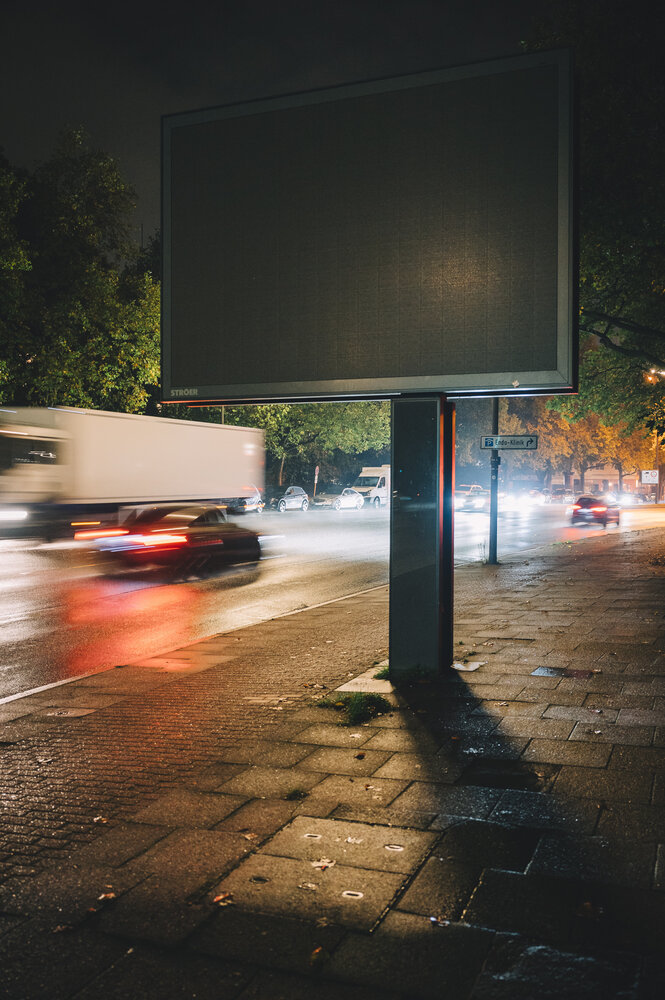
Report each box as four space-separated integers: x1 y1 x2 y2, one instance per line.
162 49 577 405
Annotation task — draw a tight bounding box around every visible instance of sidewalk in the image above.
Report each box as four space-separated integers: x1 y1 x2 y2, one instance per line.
1 527 665 999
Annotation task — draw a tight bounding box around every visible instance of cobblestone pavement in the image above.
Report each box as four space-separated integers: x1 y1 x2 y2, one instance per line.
1 529 665 999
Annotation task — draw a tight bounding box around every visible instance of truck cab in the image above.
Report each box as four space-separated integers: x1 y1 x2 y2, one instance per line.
352 465 390 507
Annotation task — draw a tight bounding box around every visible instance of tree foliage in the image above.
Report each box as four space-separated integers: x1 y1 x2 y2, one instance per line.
223 401 390 484
0 130 159 410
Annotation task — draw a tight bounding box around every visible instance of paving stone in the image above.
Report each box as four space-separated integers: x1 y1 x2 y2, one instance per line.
596 804 665 842
471 701 549 718
122 828 253 879
0 862 143 920
291 724 375 748
569 721 654 746
261 815 437 874
516 688 586 706
331 804 438 829
216 765 324 800
294 746 392 776
132 789 248 827
215 798 296 839
235 970 394 1000
372 753 465 782
327 911 494 999
398 820 538 919
0 919 126 1000
73 943 251 999
208 853 405 931
521 740 611 767
463 868 665 954
457 760 559 793
360 729 445 753
189 909 345 980
391 783 501 820
453 735 529 760
608 746 665 770
187 762 250 790
490 789 600 834
96 873 212 944
495 717 575 739
553 766 653 803
64 822 170 867
306 774 409 808
527 833 656 888
544 705 619 723
471 936 641 1000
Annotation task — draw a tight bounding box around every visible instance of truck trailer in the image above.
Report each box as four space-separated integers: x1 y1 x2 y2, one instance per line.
0 407 264 537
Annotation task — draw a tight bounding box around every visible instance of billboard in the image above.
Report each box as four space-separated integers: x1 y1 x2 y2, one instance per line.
162 50 575 403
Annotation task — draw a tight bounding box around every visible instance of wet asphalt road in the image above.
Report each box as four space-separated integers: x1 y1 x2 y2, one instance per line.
1 503 664 699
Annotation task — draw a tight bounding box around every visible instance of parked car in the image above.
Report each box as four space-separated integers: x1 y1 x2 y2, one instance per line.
266 485 309 512
75 503 261 572
311 486 365 511
570 495 620 528
226 486 263 515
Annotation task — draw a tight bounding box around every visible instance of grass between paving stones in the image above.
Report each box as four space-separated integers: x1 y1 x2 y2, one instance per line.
373 665 390 679
316 691 393 725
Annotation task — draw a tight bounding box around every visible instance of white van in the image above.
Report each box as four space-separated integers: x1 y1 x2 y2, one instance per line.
352 465 390 507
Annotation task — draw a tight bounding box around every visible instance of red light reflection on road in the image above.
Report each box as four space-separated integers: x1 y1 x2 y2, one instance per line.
60 578 202 677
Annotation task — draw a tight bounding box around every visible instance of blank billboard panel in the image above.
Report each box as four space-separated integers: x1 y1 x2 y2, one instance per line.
162 50 575 402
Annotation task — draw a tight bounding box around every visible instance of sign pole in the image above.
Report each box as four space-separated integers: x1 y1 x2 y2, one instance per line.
488 398 500 565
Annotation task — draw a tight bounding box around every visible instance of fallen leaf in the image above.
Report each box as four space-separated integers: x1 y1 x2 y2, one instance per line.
97 892 116 902
92 816 108 824
213 892 235 906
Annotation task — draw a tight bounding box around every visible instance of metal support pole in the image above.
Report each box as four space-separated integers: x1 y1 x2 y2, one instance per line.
390 395 455 679
488 397 500 564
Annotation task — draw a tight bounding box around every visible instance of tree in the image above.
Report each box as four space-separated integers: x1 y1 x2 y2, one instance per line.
223 401 390 485
0 130 160 411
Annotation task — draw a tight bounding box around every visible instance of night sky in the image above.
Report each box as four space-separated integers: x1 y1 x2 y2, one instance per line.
2 0 545 238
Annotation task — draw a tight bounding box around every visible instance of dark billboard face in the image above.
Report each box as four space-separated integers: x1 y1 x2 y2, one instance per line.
163 51 574 402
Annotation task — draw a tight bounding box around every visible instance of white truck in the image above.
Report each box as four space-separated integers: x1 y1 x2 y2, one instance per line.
0 407 264 537
352 464 391 507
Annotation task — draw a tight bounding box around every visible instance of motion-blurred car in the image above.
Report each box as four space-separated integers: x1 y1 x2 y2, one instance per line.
454 485 486 511
265 485 309 512
311 486 365 511
225 486 263 514
548 486 575 504
74 503 261 572
571 495 620 528
604 491 644 507
457 487 491 512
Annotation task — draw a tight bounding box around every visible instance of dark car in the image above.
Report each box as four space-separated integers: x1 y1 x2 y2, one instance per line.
225 486 263 515
75 503 261 573
266 485 309 512
571 495 620 528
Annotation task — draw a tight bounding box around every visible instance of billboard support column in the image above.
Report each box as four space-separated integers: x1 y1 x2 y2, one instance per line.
389 396 455 680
